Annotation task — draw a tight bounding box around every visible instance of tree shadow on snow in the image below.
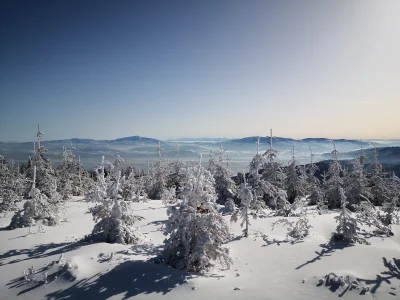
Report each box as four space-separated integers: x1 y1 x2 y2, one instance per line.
295 242 353 270
358 257 400 294
0 240 93 267
262 236 304 247
116 243 164 257
44 260 192 300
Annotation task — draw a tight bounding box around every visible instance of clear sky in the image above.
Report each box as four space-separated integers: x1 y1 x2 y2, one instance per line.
1 0 399 142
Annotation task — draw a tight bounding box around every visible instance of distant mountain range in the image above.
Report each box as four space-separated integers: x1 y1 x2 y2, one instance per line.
1 135 399 145
1 135 399 173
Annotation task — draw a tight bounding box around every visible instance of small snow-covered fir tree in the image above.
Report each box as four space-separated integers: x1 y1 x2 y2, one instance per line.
56 147 74 200
306 148 323 206
207 149 217 176
248 136 266 186
9 166 60 229
260 130 286 208
24 126 60 201
231 171 264 237
369 144 390 206
121 167 148 202
332 187 362 243
211 143 236 205
285 146 307 204
148 143 169 200
159 154 232 273
0 156 24 216
379 172 400 226
247 133 286 209
85 156 108 203
325 141 344 209
90 171 144 244
316 171 329 214
167 158 186 199
344 144 371 208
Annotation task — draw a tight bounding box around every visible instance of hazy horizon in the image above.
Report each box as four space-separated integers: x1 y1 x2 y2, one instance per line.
1 0 399 142
1 132 400 144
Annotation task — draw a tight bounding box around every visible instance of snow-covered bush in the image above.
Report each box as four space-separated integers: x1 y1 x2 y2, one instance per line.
224 198 236 213
22 254 78 284
272 217 312 241
158 155 232 273
356 200 393 236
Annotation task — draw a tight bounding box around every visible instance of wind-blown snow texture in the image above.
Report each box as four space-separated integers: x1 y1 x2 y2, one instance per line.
0 197 399 300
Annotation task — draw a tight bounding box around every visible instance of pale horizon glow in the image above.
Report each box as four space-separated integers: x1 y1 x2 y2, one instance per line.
1 0 399 142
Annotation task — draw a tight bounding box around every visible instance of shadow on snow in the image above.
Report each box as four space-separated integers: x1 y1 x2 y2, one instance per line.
358 257 400 294
295 241 354 270
44 260 192 300
0 240 93 267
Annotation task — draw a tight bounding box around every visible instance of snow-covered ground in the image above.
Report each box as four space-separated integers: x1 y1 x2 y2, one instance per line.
0 197 399 300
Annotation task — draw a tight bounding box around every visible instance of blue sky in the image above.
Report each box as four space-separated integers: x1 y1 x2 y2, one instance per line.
1 0 399 142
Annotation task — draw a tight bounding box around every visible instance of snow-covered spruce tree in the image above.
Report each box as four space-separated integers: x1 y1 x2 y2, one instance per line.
55 147 74 200
331 187 363 243
316 171 329 214
285 146 307 204
324 141 344 209
121 167 146 202
231 172 264 237
25 128 60 202
159 154 232 273
379 172 400 226
207 149 217 176
248 136 266 187
344 145 371 209
167 159 186 199
90 171 144 244
148 159 169 200
210 143 236 205
0 156 24 216
261 130 285 189
25 148 60 201
369 144 390 206
259 130 286 208
306 148 323 206
9 166 61 229
84 156 108 203
148 142 169 200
